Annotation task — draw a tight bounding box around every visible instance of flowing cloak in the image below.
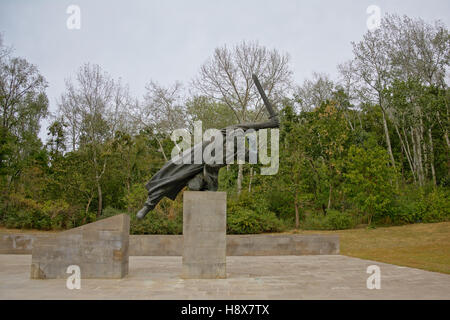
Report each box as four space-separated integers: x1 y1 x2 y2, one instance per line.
143 118 279 210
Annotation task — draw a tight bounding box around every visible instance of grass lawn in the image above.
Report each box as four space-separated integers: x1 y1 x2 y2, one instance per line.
289 222 450 274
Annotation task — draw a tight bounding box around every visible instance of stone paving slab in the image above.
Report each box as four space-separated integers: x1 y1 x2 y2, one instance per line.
0 255 449 299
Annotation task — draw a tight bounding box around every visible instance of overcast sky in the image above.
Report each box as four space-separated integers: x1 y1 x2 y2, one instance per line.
1 0 449 140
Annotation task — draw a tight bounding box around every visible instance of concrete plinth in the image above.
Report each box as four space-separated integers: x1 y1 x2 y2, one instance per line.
182 191 226 279
30 214 130 279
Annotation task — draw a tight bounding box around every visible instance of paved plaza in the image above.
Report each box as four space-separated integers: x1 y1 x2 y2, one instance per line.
0 254 449 299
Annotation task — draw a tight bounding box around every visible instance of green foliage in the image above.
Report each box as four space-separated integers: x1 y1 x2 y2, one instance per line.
218 166 238 193
186 96 237 130
326 210 355 230
389 198 421 225
122 183 148 213
1 22 449 235
373 185 450 225
102 206 183 235
265 190 295 221
130 212 182 235
417 188 450 223
226 192 285 234
300 210 355 230
227 207 284 234
41 199 78 229
1 193 79 230
344 145 398 224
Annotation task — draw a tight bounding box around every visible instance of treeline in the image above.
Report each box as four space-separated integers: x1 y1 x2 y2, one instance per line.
0 14 449 233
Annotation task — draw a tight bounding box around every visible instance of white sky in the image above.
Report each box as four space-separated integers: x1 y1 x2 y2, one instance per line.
0 0 449 141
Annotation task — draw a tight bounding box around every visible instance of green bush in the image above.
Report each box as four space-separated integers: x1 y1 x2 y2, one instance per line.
226 191 285 234
417 188 450 223
388 200 419 224
326 209 354 230
387 186 422 225
122 183 148 213
102 205 183 235
2 194 50 230
301 210 355 230
0 193 86 230
101 206 124 218
343 145 398 225
384 186 449 225
130 210 182 234
42 199 78 229
228 191 270 214
266 190 295 221
227 207 284 234
300 213 328 230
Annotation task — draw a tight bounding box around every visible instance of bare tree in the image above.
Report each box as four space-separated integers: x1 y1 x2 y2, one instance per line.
192 41 292 193
130 80 187 161
0 34 12 62
58 63 131 216
143 81 187 133
337 60 360 106
385 14 449 86
295 72 335 112
348 19 398 170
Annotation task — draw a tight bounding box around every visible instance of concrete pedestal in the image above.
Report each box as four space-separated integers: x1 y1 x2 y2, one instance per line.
182 191 226 279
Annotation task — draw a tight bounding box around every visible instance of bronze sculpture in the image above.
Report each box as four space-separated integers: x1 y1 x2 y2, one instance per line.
136 74 279 219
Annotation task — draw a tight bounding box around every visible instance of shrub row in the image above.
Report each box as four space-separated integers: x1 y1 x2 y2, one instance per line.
0 193 83 230
1 187 448 233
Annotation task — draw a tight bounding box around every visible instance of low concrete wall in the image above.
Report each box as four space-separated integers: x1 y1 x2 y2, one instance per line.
0 233 51 254
129 234 339 256
1 232 339 256
129 235 183 256
226 234 339 256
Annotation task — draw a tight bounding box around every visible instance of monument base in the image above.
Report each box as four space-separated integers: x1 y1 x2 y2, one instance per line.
30 214 130 279
181 191 226 279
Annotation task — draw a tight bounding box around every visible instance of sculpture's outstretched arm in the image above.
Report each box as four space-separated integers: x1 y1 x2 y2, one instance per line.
228 117 280 132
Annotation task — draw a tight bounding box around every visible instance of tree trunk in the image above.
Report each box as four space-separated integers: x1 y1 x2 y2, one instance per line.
83 194 93 224
444 130 450 150
419 116 428 180
436 112 450 149
428 128 436 186
248 166 253 193
294 193 300 229
156 137 168 161
381 108 396 169
327 183 332 210
97 181 102 218
85 196 92 215
72 126 77 151
414 127 424 186
395 124 415 183
237 163 243 194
